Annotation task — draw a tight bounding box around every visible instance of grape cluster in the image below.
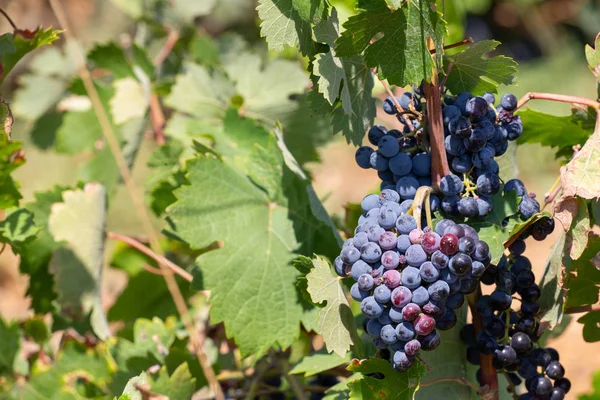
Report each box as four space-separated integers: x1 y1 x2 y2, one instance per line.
503 178 542 221
439 92 523 219
335 189 492 371
354 92 440 212
461 218 568 399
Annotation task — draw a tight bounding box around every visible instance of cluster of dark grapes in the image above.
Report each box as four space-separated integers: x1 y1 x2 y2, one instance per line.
335 188 492 371
461 217 568 399
503 178 542 221
439 92 523 219
354 93 441 212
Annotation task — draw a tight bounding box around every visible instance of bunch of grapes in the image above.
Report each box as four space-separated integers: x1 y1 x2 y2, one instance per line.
461 217 568 399
354 92 441 212
439 92 523 219
335 188 493 371
503 178 542 221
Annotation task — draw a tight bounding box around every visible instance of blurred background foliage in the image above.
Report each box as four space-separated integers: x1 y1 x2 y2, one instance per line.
0 0 599 397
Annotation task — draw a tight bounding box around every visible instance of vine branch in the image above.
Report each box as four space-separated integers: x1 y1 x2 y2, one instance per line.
48 2 224 398
0 8 18 31
467 288 499 400
516 92 600 111
565 304 600 314
423 53 451 190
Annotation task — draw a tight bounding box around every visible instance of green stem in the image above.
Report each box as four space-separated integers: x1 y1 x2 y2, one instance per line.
271 351 308 400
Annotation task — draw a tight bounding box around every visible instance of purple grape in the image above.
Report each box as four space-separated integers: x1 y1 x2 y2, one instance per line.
383 269 401 289
379 231 398 250
381 250 400 269
391 286 412 308
402 303 421 321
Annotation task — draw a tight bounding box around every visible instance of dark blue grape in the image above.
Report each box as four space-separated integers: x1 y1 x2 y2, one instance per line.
451 154 472 173
369 151 389 171
395 176 419 199
443 105 461 125
466 97 489 118
368 125 387 145
388 152 412 176
445 135 467 156
378 136 400 157
519 196 540 219
500 93 518 111
383 96 398 114
449 116 472 138
355 146 374 169
458 197 478 218
476 173 500 196
412 152 431 176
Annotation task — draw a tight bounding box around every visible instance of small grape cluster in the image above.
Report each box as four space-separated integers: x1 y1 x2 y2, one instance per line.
335 188 492 371
439 92 523 219
503 178 542 221
461 219 568 399
354 92 440 211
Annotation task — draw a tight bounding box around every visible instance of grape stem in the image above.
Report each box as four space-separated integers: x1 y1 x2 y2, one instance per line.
411 186 433 229
543 176 562 209
372 68 416 131
416 355 433 373
430 37 474 54
107 231 196 284
501 372 520 400
0 8 18 31
515 92 600 111
150 29 180 145
467 288 499 400
149 93 167 146
565 304 600 314
439 61 453 93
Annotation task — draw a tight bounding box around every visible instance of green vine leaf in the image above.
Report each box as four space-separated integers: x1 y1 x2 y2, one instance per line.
312 10 376 146
347 358 426 399
0 318 22 375
564 236 600 309
16 341 111 398
517 108 596 161
306 256 357 357
585 33 600 87
539 234 570 330
166 123 340 357
335 0 445 87
578 311 600 343
0 27 61 82
150 364 196 399
256 0 319 56
48 183 110 340
0 207 39 245
507 211 552 240
444 40 517 95
416 306 471 399
290 350 351 377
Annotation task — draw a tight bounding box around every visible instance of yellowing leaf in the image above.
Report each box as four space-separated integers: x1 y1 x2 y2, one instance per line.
560 124 600 200
48 183 110 340
110 77 149 124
